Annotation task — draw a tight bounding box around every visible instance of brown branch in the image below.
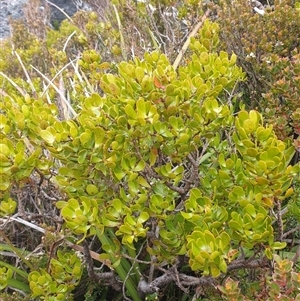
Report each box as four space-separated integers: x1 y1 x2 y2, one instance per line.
292 245 300 264
227 256 270 272
275 197 283 242
122 253 152 265
136 254 271 296
82 240 100 281
282 225 300 239
93 271 122 292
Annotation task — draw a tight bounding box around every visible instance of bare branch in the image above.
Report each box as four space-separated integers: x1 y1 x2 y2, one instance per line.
173 10 211 70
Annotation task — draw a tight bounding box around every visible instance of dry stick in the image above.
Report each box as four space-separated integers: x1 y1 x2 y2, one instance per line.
275 197 283 242
11 217 112 267
69 57 83 83
59 33 78 119
14 50 37 97
41 57 79 98
122 241 146 301
0 88 10 98
0 72 26 96
82 240 100 281
31 65 77 118
63 31 77 52
58 74 69 120
11 50 38 152
42 31 77 118
45 0 74 23
113 4 127 61
172 9 211 71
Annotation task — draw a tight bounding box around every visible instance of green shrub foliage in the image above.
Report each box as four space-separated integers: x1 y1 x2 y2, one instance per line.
0 1 300 301
217 0 300 140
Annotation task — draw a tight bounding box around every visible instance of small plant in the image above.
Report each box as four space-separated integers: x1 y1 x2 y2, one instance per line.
218 255 300 300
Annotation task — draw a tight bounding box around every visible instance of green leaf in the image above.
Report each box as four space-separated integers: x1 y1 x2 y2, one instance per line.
135 66 144 82
86 184 98 195
124 104 137 119
255 177 269 185
0 177 10 191
271 241 287 250
0 114 7 128
114 166 126 181
136 98 146 118
137 176 150 187
210 264 221 277
78 149 88 164
40 130 55 145
80 131 92 146
246 148 258 157
243 119 256 134
245 204 256 217
0 144 10 156
133 160 146 172
137 212 149 224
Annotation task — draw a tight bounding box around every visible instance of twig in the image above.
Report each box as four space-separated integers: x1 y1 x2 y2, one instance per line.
292 245 300 264
122 242 145 301
0 71 26 96
10 217 46 233
14 50 37 97
227 256 270 272
45 0 74 23
173 264 189 293
275 197 283 242
82 240 101 281
282 225 300 239
63 31 77 52
113 4 127 60
57 74 69 120
10 217 112 268
122 253 151 265
172 10 211 70
31 65 77 118
41 57 79 98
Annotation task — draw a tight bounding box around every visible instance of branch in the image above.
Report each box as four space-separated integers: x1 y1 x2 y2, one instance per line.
292 245 300 264
82 240 101 281
227 256 270 272
282 225 300 239
93 271 122 292
172 10 211 70
138 265 216 296
275 197 283 242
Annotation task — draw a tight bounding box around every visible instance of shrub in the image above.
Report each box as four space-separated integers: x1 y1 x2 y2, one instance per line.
0 1 299 300
217 0 300 140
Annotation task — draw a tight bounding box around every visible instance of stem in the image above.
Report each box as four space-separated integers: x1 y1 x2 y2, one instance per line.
124 245 141 284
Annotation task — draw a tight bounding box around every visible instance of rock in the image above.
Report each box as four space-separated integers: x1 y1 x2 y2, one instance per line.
46 0 90 27
0 0 28 39
0 0 90 40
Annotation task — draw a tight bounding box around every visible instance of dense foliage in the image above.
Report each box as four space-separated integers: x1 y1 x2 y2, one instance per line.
0 0 299 300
